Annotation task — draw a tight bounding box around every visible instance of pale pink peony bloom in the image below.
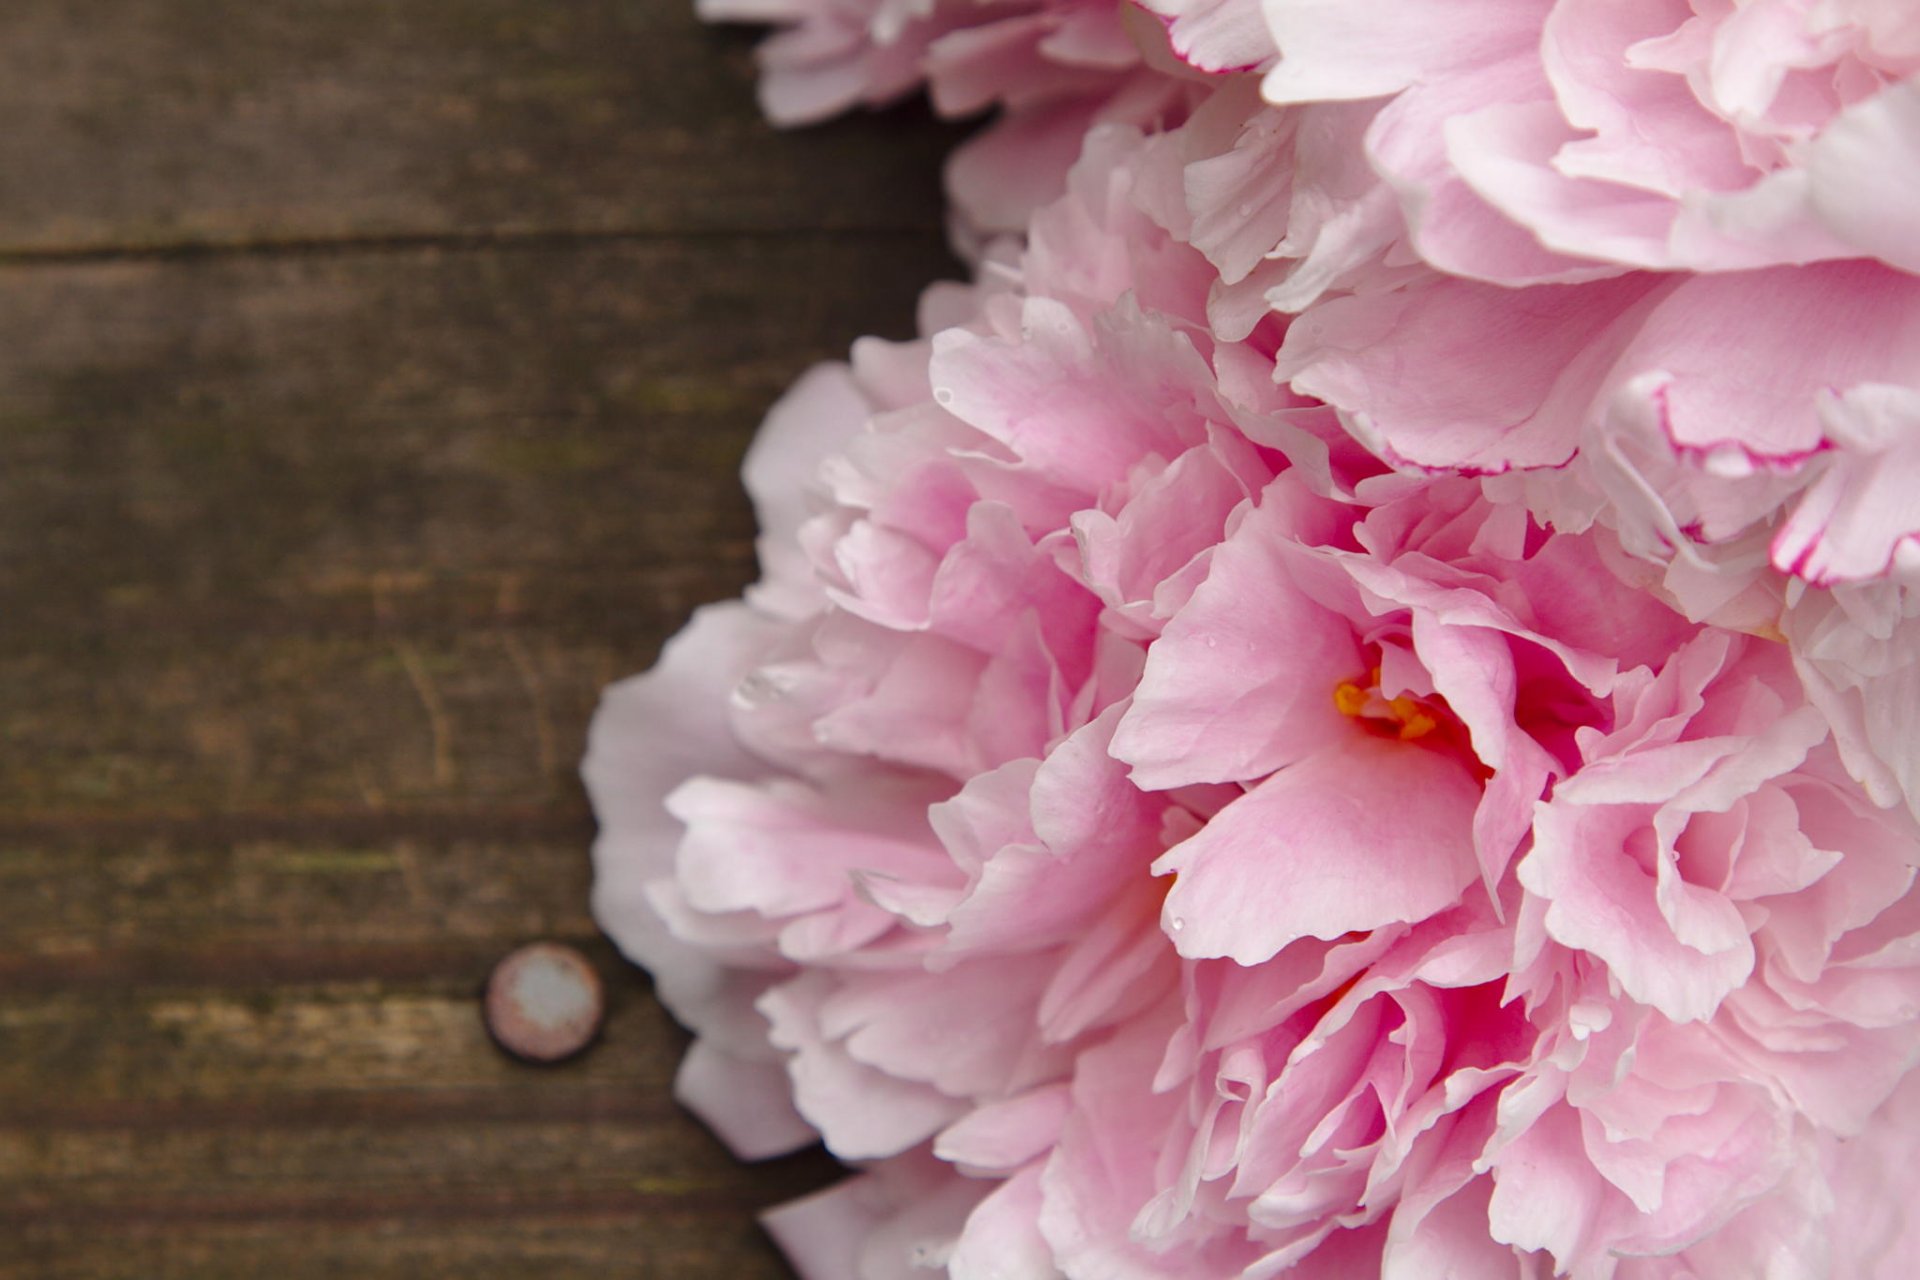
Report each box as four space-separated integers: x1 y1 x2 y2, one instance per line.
1244 5 1920 792
1275 258 1920 580
587 112 1920 1278
1106 4 1920 815
1259 0 1920 282
1485 629 1920 1275
1267 252 1920 813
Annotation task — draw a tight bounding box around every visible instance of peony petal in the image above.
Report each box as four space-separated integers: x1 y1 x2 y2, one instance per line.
1154 737 1482 965
1808 78 1920 276
1112 478 1363 790
1485 1106 1610 1268
1276 272 1665 473
745 363 874 617
761 974 966 1160
1773 384 1920 585
949 1165 1062 1280
674 1038 818 1160
935 1084 1074 1174
1138 0 1277 74
1523 801 1754 1023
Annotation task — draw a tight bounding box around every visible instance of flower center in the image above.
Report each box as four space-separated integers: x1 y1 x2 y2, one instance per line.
1333 668 1441 742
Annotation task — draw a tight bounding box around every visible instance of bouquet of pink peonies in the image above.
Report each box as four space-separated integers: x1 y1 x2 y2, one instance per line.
585 2 1920 1276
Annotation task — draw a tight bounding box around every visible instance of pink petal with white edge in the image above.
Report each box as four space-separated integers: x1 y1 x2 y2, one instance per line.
928 756 1043 881
949 1165 1061 1280
744 363 872 618
1521 801 1754 1023
1066 436 1266 631
1485 1106 1609 1269
670 776 951 920
765 1151 989 1280
1111 477 1363 790
930 297 1214 493
1444 99 1680 269
1368 45 1621 287
1808 77 1920 276
820 958 1069 1098
674 1038 817 1160
1773 385 1920 585
1261 0 1536 104
935 1084 1073 1173
1276 272 1665 473
1154 736 1482 965
1181 96 1296 284
1136 0 1276 74
1381 1098 1524 1280
760 973 966 1160
942 705 1162 958
1036 883 1178 1042
1384 1177 1525 1280
586 603 774 960
583 604 821 1158
1040 1013 1266 1278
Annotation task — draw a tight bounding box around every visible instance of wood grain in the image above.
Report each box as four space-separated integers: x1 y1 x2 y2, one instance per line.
0 1 966 251
0 0 961 1273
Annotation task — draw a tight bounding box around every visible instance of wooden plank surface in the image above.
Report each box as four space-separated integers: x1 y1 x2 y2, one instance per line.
0 1 961 250
0 2 964 1274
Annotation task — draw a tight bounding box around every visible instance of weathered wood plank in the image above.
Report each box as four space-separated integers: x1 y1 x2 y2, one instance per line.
0 1115 838 1214
0 233 948 1272
0 237 951 816
2 835 598 988
1 971 841 1275
0 976 680 1106
0 1 966 251
7 1214 808 1280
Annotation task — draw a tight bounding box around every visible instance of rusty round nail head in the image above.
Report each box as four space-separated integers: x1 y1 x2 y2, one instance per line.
484 942 605 1064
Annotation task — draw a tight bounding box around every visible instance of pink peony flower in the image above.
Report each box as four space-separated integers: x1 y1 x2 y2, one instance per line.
1094 7 1920 828
1258 248 1920 816
1275 259 1920 574
1259 0 1920 282
1179 2 1920 815
586 110 1920 1277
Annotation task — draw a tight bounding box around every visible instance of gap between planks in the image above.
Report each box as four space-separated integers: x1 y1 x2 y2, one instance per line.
0 223 953 269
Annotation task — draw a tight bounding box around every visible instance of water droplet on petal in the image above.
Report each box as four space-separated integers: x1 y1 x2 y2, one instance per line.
933 386 954 406
734 670 784 705
1170 916 1186 933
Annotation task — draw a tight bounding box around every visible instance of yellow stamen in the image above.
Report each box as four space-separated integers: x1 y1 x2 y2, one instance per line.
1335 676 1442 741
1333 681 1371 717
1395 708 1439 740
